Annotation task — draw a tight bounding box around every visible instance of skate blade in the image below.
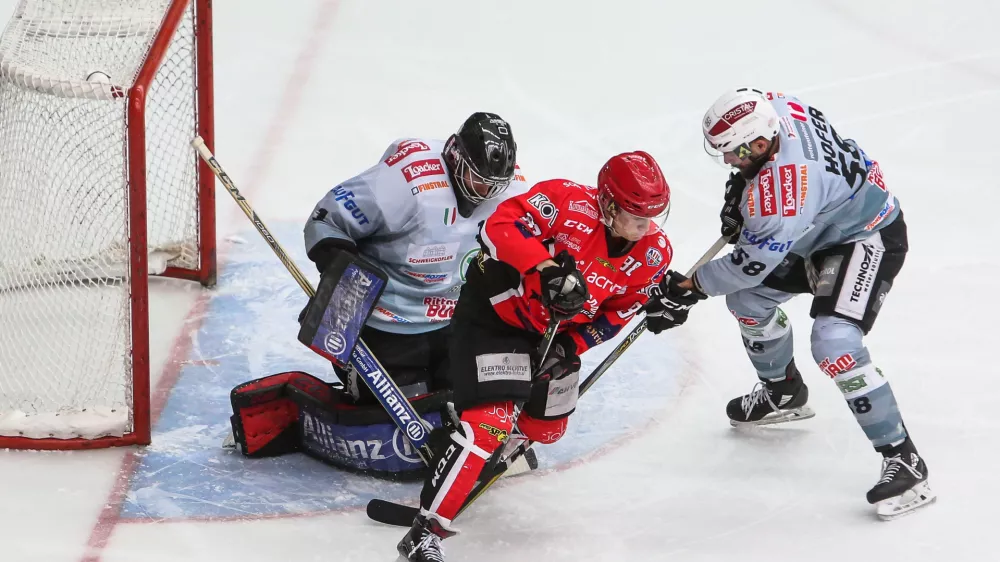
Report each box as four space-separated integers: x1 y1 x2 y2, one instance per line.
876 480 936 521
730 405 816 427
221 430 236 449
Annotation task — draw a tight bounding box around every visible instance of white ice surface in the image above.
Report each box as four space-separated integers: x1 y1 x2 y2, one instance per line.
1 0 998 560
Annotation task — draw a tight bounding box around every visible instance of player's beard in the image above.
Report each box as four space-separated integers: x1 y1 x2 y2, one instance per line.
740 137 780 180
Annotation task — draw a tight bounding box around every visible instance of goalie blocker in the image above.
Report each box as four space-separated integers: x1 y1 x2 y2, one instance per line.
297 251 387 368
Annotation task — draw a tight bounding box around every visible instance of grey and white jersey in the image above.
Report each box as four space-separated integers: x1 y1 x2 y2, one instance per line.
304 138 530 334
696 92 900 297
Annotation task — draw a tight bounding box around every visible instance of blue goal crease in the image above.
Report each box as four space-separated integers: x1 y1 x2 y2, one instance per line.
121 221 680 520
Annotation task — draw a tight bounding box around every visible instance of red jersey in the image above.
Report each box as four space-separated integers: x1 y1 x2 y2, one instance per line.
477 179 672 354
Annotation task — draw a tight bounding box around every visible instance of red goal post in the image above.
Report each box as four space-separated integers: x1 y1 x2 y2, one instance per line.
0 0 216 450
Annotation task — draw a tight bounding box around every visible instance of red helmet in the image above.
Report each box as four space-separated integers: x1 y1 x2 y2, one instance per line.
597 151 670 219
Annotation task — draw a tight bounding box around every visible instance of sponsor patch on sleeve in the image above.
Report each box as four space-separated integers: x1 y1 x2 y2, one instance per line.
384 140 430 166
758 168 777 217
645 247 662 267
778 164 797 217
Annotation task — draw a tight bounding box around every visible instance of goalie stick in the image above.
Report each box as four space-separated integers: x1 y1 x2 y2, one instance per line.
192 136 436 465
367 235 729 526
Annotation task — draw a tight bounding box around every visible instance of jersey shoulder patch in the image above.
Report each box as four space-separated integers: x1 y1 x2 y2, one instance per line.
382 138 433 167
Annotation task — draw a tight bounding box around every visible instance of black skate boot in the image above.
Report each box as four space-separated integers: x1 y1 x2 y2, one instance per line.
867 437 936 520
726 361 815 426
397 512 454 562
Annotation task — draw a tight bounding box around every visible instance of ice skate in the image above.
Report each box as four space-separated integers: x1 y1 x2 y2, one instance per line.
867 438 936 520
397 513 454 562
727 374 815 427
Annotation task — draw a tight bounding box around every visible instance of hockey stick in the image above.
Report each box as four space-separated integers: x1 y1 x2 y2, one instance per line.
367 235 729 526
191 136 436 465
577 234 729 394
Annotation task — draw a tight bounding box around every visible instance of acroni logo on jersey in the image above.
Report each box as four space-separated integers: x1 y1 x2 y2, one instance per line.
585 271 626 295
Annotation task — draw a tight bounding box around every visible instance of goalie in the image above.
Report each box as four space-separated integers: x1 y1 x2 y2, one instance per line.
226 113 529 479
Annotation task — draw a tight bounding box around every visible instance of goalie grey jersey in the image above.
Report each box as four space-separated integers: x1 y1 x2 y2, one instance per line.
304 138 529 334
695 92 900 297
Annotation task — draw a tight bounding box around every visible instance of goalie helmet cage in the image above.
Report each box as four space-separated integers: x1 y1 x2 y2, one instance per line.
0 0 216 450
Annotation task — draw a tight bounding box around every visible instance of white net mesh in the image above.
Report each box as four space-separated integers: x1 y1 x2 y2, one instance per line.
0 0 203 441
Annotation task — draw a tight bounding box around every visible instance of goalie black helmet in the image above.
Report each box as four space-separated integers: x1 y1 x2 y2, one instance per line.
443 112 517 204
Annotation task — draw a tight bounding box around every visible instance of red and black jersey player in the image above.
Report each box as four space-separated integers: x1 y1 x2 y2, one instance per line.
397 152 673 562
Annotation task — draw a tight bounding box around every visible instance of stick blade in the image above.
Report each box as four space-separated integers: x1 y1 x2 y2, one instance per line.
366 499 419 527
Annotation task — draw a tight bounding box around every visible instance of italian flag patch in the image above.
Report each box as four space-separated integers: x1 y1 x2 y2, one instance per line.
444 207 457 225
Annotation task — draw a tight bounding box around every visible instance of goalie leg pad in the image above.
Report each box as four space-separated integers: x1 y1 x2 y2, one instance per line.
297 390 449 480
229 371 334 457
229 371 450 480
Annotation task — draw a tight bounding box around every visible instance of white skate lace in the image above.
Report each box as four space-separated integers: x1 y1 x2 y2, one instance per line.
410 532 444 562
740 381 778 419
877 454 923 486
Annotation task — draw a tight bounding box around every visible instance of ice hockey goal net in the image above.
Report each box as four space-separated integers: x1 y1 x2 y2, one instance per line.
0 0 215 449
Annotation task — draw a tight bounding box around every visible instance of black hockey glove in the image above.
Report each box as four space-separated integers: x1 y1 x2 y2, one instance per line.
538 250 589 321
720 172 746 244
299 237 359 322
536 333 581 382
307 237 358 273
642 271 707 334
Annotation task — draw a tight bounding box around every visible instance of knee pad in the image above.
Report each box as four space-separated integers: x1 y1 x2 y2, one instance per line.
810 315 871 373
727 300 791 342
517 413 568 444
456 402 516 458
729 305 793 379
421 402 515 520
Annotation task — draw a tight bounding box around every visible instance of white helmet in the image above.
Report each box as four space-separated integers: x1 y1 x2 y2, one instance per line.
702 88 779 156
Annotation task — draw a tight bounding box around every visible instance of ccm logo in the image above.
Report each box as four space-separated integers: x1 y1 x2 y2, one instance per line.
563 219 594 235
